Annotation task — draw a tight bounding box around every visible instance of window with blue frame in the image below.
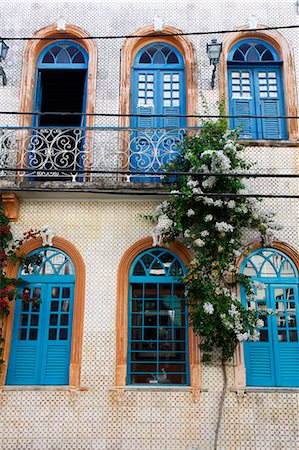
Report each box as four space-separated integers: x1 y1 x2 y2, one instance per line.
228 39 286 140
130 43 186 180
241 248 299 387
7 248 75 385
30 41 88 178
128 248 189 385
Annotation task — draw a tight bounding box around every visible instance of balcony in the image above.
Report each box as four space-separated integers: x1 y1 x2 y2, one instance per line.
0 125 196 195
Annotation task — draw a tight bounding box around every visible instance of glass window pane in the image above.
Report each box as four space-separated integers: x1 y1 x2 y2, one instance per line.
51 301 59 311
62 288 70 298
18 329 27 340
20 314 28 326
278 330 287 341
59 329 68 340
259 330 268 342
61 300 70 312
29 329 38 340
48 329 57 340
289 330 298 342
50 314 58 326
277 316 286 328
145 284 157 299
30 314 39 326
288 316 297 328
52 287 60 298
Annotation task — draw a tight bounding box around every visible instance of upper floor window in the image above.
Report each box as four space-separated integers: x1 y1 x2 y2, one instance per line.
130 43 186 180
128 248 189 385
228 39 286 140
240 248 299 387
7 247 75 385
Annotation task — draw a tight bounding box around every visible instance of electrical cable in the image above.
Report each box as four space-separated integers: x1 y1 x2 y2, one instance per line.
2 24 299 41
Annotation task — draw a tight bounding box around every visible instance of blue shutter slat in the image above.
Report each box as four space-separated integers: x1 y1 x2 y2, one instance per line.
43 345 69 384
260 99 281 139
10 346 38 383
136 106 153 128
277 348 299 387
232 100 254 139
164 107 180 128
246 344 275 386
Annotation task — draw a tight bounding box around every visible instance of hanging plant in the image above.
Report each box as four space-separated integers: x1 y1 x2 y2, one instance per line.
146 113 280 362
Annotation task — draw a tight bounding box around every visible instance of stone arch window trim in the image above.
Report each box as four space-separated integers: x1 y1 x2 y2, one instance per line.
19 24 97 128
119 24 198 130
219 26 298 140
0 236 86 388
115 237 200 399
233 239 299 390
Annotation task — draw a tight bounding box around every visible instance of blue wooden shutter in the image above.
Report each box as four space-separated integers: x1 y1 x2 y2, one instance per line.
40 283 74 385
271 285 299 387
256 69 285 139
6 285 44 385
229 69 256 139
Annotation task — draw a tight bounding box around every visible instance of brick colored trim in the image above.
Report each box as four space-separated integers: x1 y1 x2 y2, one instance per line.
118 25 197 168
17 24 97 173
219 26 298 140
1 193 20 222
115 237 201 392
0 236 86 388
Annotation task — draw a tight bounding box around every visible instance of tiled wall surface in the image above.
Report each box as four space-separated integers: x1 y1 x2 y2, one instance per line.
0 0 298 448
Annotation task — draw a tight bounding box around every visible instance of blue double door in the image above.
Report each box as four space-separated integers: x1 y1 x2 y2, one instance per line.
7 281 74 385
130 68 185 178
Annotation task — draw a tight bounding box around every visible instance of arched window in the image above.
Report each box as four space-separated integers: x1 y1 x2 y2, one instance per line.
7 247 75 385
240 248 299 387
228 39 286 140
128 248 189 385
130 43 186 180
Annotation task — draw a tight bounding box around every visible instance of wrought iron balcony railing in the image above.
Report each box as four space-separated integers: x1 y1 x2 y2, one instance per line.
0 126 196 183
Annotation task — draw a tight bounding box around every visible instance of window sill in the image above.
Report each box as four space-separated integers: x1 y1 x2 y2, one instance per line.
231 386 299 394
109 385 206 402
0 385 88 393
239 140 299 147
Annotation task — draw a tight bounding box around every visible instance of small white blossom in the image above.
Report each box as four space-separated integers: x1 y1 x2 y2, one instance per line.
184 229 191 238
156 214 173 232
202 176 216 189
194 238 205 247
227 200 236 209
256 319 264 328
204 214 213 222
250 330 260 342
187 179 199 188
170 190 181 195
201 230 209 237
203 197 214 206
214 199 223 207
233 249 242 257
237 332 249 342
187 208 195 217
203 302 214 314
215 222 234 233
192 187 203 195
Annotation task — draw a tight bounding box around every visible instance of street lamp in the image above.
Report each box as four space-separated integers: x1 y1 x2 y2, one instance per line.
0 38 9 86
206 38 222 89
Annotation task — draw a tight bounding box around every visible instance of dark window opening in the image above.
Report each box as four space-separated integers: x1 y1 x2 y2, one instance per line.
38 69 86 126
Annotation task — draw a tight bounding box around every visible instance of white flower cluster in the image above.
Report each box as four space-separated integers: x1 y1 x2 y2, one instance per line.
201 230 209 237
156 214 173 232
204 214 213 222
214 199 223 207
186 179 199 188
202 176 216 189
203 302 214 314
203 197 214 206
156 201 169 214
187 209 195 217
220 301 262 342
215 221 234 233
194 238 205 247
201 149 232 173
184 229 191 238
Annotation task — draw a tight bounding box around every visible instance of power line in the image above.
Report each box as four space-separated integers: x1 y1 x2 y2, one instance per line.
2 167 299 179
2 24 299 41
0 111 298 119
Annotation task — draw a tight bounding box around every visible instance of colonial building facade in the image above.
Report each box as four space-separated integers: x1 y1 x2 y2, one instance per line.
0 0 298 448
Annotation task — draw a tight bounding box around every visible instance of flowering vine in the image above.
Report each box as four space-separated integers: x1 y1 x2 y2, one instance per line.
0 208 42 367
147 115 280 362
